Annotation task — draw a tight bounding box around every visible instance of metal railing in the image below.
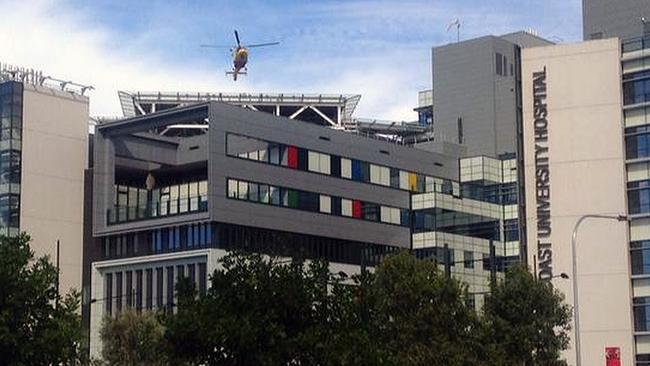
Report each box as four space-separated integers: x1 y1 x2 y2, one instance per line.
107 195 208 224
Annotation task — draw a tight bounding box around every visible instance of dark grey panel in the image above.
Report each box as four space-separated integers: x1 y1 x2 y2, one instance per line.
583 0 650 41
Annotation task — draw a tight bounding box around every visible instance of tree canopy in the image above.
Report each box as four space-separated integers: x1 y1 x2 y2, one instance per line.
101 250 572 365
0 233 84 365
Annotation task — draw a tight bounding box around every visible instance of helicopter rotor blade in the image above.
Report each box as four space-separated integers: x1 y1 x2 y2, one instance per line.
234 30 241 47
200 44 232 49
246 42 280 48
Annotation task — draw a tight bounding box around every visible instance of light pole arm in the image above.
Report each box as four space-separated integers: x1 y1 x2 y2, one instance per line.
571 214 627 366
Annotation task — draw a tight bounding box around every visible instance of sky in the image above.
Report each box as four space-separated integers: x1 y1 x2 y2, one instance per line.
0 0 582 120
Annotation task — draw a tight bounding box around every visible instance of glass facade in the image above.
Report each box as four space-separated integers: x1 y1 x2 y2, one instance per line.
108 180 208 224
0 81 22 236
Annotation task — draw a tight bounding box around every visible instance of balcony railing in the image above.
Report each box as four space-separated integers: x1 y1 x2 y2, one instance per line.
623 35 650 54
107 195 208 224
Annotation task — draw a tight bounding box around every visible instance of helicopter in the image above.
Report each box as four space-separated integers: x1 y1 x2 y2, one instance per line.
201 30 279 81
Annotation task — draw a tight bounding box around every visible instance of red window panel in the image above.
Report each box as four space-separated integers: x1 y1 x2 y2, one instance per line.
352 200 362 218
287 146 298 169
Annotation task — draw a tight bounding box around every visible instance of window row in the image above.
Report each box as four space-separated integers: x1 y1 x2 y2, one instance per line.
152 223 213 253
101 223 215 259
104 263 207 316
227 178 408 226
109 180 208 224
226 133 458 194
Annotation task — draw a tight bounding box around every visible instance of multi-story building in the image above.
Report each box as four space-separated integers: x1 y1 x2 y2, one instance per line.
0 63 90 295
521 38 634 366
87 100 519 356
580 1 650 365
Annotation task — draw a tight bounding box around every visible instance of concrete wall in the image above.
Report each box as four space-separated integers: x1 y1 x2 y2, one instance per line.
21 84 89 294
432 36 519 157
522 38 633 365
583 0 650 41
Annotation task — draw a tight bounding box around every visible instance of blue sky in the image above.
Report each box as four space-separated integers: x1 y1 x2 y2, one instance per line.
1 0 582 119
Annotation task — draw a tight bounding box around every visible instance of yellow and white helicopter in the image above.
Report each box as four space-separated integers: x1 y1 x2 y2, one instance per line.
201 30 279 81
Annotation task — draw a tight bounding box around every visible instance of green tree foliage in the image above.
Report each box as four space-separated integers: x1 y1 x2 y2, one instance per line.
160 251 572 365
371 251 480 366
482 265 572 366
100 309 167 366
0 233 84 365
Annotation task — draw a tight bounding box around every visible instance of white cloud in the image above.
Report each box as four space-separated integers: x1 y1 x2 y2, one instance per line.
0 0 581 121
0 0 249 117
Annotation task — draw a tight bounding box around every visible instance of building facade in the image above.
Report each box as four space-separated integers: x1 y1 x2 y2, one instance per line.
522 38 634 366
87 101 519 356
431 31 553 157
0 64 89 295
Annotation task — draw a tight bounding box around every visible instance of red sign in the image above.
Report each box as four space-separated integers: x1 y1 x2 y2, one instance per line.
605 347 620 366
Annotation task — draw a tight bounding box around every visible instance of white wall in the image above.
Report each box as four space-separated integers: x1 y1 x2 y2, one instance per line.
20 84 88 294
522 38 633 365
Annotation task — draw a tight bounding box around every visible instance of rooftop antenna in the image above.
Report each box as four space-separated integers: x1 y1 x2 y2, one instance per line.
447 18 461 43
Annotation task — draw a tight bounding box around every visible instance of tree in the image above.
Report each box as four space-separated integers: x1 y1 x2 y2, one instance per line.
166 252 337 365
481 265 572 366
0 233 85 365
370 251 481 366
100 309 167 366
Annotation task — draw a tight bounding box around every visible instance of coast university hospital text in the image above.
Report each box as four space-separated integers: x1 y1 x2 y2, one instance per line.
533 67 553 280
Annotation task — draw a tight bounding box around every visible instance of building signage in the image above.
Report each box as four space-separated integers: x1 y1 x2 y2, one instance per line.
532 67 553 280
605 347 621 366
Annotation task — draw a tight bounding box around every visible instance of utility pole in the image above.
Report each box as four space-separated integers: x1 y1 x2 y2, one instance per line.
55 240 60 309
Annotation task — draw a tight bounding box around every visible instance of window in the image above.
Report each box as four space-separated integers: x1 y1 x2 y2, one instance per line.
341 158 352 179
627 131 650 159
632 241 650 275
361 202 379 221
629 180 650 214
115 272 123 312
496 53 503 75
320 195 331 214
635 297 650 331
146 269 153 310
156 268 163 309
226 178 406 226
464 251 474 269
624 72 650 106
105 273 113 315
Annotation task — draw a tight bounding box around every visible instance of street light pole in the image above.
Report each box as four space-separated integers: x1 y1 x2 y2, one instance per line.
571 214 627 366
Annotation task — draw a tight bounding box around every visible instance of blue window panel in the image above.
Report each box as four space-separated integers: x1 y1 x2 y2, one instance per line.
199 224 206 246
351 159 362 181
175 227 181 249
187 225 194 248
194 225 200 246
206 224 213 246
